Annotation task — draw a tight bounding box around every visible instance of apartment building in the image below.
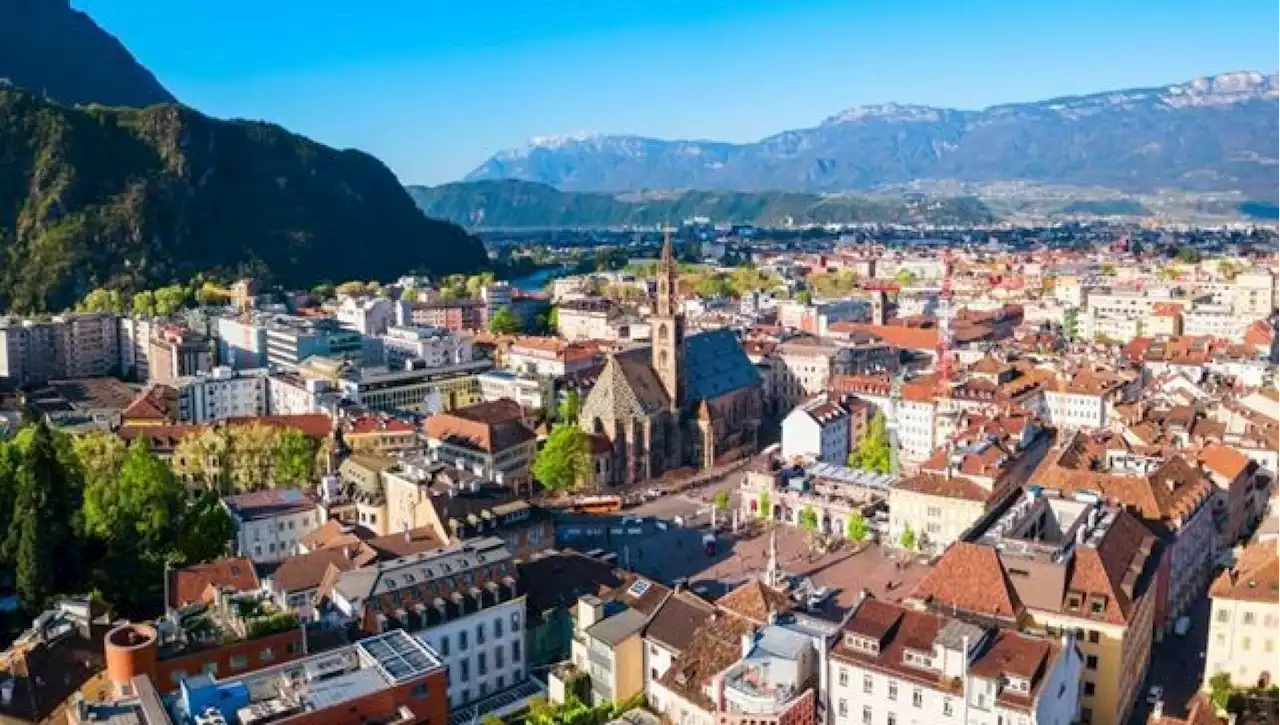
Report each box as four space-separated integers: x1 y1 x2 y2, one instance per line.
565 576 671 706
910 492 1161 725
477 369 554 412
423 399 537 494
265 369 342 415
224 489 326 564
336 295 404 336
774 338 843 411
1030 431 1218 630
506 336 599 377
781 394 851 465
828 598 1082 725
173 366 269 423
266 316 363 368
556 298 618 342
215 314 270 369
319 538 533 710
0 313 120 388
1198 269 1277 319
338 359 492 414
118 316 155 381
1202 539 1279 691
409 298 487 332
1042 369 1128 429
147 325 216 384
381 324 472 369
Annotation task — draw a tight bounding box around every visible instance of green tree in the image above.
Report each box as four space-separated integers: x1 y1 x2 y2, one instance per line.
893 269 918 287
847 412 892 473
557 390 581 425
153 284 190 317
131 290 157 317
481 715 505 725
79 287 124 314
845 512 868 542
1099 263 1117 277
795 289 813 305
712 490 731 513
273 428 318 488
489 306 522 335
176 491 234 564
197 282 231 307
1209 673 1233 711
757 490 771 519
1063 308 1080 341
73 431 127 497
798 505 818 532
335 281 368 297
899 525 917 551
225 424 279 491
696 274 732 299
547 306 559 332
83 439 182 545
533 425 591 493
5 423 83 611
172 428 230 492
311 283 336 301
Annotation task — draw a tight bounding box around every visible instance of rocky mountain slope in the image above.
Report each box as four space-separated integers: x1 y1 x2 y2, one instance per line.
0 0 174 107
408 179 994 228
0 89 487 312
465 72 1279 199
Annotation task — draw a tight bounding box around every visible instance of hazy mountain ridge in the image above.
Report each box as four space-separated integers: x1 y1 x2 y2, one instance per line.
407 179 995 229
465 71 1279 199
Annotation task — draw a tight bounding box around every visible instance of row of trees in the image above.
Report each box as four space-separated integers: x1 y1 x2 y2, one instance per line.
76 279 232 316
3 422 233 615
170 425 320 493
755 492 870 543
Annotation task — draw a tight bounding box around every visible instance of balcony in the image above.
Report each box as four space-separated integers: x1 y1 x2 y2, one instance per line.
722 667 800 715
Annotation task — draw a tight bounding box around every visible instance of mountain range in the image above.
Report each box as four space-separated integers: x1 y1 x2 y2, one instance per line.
0 0 174 107
408 179 995 229
464 72 1280 200
0 0 487 312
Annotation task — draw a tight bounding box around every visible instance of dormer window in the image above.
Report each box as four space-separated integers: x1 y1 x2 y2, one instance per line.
1065 592 1083 611
843 633 879 654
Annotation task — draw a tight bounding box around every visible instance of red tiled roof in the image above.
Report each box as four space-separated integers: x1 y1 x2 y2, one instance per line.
910 542 1023 621
122 384 179 422
1210 540 1278 604
170 557 259 608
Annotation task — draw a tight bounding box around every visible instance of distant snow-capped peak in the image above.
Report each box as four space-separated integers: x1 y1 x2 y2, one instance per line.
821 102 951 126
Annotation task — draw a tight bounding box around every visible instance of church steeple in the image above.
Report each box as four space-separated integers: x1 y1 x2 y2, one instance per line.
652 227 684 409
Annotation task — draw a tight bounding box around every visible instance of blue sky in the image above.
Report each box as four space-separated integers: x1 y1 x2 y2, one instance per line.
79 0 1278 185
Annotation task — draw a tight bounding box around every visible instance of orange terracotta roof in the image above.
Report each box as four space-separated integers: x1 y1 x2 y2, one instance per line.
122 384 179 422
910 542 1023 621
1198 442 1254 482
1210 540 1278 603
840 323 940 351
716 579 792 625
169 557 259 608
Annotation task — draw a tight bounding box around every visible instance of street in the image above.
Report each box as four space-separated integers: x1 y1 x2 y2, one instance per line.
1128 598 1211 724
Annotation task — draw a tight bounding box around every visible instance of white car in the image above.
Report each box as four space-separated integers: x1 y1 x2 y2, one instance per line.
806 586 834 610
1147 685 1164 705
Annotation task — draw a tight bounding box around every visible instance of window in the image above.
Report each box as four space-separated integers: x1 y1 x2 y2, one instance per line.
942 699 952 716
497 675 505 690
863 675 873 694
496 647 505 668
888 681 898 700
838 668 848 687
1086 655 1098 670
495 617 504 638
229 655 248 670
201 662 218 676
513 640 521 661
512 612 522 630
861 706 872 725
1242 637 1252 651
460 630 469 651
439 636 450 656
1081 707 1092 724
1084 681 1095 696
259 648 275 663
1088 630 1099 644
837 699 847 717
460 660 470 682
1243 612 1256 625
412 683 429 698
886 715 896 725
912 688 922 707
477 624 486 645
478 652 488 675
1217 609 1231 624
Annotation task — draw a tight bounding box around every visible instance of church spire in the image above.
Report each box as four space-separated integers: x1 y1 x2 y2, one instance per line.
652 225 684 409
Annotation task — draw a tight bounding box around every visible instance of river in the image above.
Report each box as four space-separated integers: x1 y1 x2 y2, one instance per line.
506 265 570 292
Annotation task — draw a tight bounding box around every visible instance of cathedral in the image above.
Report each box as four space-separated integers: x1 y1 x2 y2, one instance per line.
578 239 764 486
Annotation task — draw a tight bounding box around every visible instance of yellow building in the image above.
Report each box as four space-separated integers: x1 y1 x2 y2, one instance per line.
557 576 671 706
909 493 1161 725
1203 539 1279 691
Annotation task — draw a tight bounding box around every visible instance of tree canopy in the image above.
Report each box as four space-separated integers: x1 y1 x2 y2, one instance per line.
489 306 523 335
847 412 892 473
533 424 591 493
